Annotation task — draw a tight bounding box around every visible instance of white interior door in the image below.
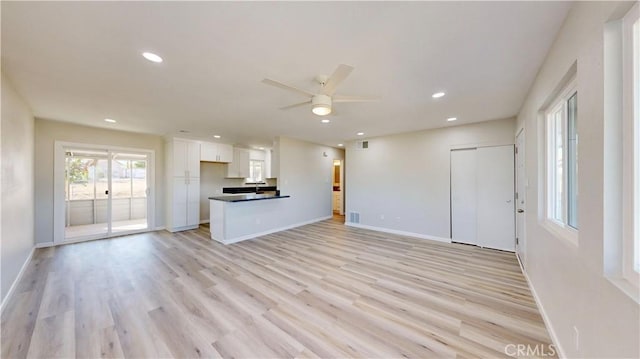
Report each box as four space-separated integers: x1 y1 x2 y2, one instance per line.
515 130 526 265
477 145 515 251
451 149 478 245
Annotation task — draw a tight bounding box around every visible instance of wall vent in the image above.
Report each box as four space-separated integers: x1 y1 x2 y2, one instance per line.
349 211 360 224
355 140 369 150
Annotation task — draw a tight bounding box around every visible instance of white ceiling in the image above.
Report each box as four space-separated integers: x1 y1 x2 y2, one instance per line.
1 1 572 148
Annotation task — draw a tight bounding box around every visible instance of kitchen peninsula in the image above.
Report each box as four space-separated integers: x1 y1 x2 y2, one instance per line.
208 193 290 244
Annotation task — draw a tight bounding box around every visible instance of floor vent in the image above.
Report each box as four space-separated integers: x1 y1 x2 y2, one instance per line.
349 212 360 223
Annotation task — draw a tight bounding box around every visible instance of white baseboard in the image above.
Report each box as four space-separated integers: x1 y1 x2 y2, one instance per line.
1 246 35 314
345 222 451 244
199 219 210 224
212 215 333 245
516 255 566 359
35 242 54 248
154 226 166 231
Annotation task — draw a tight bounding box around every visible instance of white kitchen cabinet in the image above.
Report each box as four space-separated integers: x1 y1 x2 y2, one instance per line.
200 142 233 163
226 148 250 178
171 139 200 178
166 138 201 232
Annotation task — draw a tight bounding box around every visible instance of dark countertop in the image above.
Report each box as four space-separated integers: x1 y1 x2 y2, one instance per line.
209 193 290 202
223 186 277 194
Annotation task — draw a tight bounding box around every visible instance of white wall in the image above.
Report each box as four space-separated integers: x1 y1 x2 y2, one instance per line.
199 162 243 221
1 73 35 304
34 119 165 244
345 117 515 240
516 2 639 358
276 136 344 225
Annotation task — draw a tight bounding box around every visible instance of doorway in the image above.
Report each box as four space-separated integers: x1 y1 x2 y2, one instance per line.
54 142 154 243
332 159 344 220
515 129 526 267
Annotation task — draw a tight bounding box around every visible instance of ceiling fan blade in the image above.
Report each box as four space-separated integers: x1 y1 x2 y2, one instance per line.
279 100 311 110
262 78 314 98
332 95 379 103
322 64 354 96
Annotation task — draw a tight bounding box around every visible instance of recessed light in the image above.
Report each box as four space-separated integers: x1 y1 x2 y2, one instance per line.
321 119 330 124
357 132 364 136
179 130 190 133
142 52 163 63
213 135 221 139
338 144 344 147
258 147 265 150
447 117 458 122
104 118 116 123
432 92 445 98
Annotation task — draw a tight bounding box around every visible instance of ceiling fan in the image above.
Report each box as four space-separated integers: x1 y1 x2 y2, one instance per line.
262 64 378 116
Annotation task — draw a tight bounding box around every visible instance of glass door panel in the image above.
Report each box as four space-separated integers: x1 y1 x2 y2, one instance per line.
111 152 149 234
64 147 150 240
64 149 109 240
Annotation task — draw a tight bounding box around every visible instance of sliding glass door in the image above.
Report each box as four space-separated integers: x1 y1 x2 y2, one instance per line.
64 147 150 241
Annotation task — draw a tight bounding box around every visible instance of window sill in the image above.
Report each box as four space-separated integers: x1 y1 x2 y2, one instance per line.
541 219 579 247
606 276 640 304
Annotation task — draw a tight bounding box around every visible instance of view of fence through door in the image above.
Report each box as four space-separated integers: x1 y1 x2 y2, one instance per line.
64 148 149 240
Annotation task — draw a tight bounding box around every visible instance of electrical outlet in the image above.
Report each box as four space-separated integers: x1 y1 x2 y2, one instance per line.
380 214 385 220
256 218 261 225
573 326 580 351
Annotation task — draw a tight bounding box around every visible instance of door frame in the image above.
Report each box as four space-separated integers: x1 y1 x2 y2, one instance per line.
515 128 527 266
53 141 156 244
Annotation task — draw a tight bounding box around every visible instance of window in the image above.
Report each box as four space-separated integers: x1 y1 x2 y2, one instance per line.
246 160 265 183
622 3 640 285
546 77 578 238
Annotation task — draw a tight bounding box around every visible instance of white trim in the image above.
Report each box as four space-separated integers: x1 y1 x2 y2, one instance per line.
0 247 35 314
543 75 579 245
212 215 332 245
35 242 55 248
622 2 640 289
345 222 451 244
199 219 210 224
154 226 166 231
516 255 565 359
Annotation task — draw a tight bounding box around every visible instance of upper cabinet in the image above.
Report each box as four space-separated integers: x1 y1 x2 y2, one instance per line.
172 139 201 178
226 148 250 178
201 142 233 163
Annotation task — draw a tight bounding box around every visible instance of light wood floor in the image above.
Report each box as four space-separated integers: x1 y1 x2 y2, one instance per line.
1 218 554 358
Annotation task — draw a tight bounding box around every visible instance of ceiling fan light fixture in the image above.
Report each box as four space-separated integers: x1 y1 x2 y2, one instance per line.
311 95 332 116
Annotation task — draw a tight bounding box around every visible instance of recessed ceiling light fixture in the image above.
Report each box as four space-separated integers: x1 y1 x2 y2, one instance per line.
258 147 265 150
432 92 446 98
142 52 163 63
104 118 116 123
213 135 221 139
447 117 458 122
357 132 364 136
321 119 330 124
338 143 344 147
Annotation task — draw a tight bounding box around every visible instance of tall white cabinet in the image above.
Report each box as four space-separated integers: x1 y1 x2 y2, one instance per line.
166 138 201 232
451 145 515 251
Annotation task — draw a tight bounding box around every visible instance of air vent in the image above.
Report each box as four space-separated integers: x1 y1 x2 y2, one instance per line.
349 211 360 224
355 140 369 150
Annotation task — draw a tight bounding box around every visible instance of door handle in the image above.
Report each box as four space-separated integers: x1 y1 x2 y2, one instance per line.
517 209 524 213
105 190 109 195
